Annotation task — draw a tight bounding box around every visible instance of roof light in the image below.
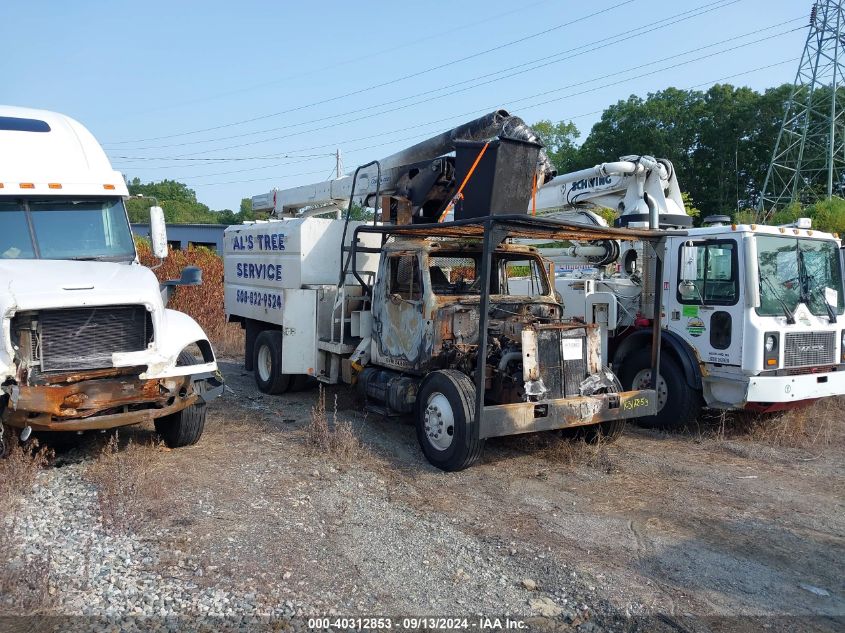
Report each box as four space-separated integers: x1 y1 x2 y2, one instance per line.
20 183 34 189
779 227 785 233
48 183 62 189
103 184 115 190
0 183 4 189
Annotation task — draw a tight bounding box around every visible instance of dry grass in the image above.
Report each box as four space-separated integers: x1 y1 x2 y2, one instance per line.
511 430 619 474
0 439 54 615
306 386 367 461
85 432 164 534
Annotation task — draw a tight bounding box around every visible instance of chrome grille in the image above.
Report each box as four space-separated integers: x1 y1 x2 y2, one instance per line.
784 331 836 368
36 306 152 372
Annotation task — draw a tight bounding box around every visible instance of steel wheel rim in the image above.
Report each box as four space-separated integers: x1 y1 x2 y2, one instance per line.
257 344 273 382
631 369 668 412
424 392 455 451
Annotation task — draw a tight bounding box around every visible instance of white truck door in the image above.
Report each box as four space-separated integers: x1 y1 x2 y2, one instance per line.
665 237 743 366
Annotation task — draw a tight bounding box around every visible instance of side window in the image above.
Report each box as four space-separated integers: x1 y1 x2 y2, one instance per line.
388 254 422 300
677 240 738 305
502 258 549 296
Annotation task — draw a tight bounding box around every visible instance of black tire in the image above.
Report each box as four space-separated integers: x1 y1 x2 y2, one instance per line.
415 370 485 471
290 375 317 392
154 351 207 448
581 418 626 444
253 331 291 395
618 348 702 430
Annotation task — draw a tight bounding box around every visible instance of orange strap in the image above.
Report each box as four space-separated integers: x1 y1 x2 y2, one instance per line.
438 142 490 222
531 172 538 216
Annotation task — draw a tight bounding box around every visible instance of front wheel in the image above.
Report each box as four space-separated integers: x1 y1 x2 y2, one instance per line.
619 348 702 430
253 331 292 395
154 351 207 448
415 370 485 471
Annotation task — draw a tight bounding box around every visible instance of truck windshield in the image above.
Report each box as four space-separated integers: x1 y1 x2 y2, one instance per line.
757 235 844 317
0 198 135 261
428 253 549 297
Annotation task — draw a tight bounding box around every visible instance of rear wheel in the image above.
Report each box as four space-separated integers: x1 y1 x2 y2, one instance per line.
619 348 701 430
253 331 291 395
154 351 207 448
415 370 485 471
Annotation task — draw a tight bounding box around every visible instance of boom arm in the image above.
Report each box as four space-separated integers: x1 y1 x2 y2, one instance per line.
534 155 691 229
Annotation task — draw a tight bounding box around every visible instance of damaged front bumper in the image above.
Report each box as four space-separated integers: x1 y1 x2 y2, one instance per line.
479 389 657 439
1 366 224 432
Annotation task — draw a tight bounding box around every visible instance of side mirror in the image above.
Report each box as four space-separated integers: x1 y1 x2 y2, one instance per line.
680 243 699 282
149 206 168 259
678 280 698 300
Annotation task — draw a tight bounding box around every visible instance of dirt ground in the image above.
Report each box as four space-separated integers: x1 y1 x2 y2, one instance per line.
13 359 845 632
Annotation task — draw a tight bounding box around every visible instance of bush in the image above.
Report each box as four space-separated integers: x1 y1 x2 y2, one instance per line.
135 237 243 357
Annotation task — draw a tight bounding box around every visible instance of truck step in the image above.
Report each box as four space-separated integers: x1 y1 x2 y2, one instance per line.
317 339 358 354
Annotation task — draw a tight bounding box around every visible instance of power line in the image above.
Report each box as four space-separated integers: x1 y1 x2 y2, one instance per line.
111 0 743 153
181 57 797 187
103 0 637 145
167 21 805 160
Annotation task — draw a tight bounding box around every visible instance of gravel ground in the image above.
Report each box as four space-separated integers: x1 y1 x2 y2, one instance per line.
1 359 844 633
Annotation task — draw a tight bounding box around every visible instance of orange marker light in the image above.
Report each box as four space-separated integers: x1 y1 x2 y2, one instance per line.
0 183 4 189
20 183 34 189
48 183 62 189
767 358 777 366
103 184 116 190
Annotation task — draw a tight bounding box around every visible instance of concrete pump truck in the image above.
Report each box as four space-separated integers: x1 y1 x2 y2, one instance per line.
517 155 845 429
224 110 671 471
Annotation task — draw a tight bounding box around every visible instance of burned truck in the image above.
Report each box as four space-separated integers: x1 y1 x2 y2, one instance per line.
225 111 666 470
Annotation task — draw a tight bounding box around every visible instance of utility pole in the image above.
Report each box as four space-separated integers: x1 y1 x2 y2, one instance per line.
335 148 344 178
759 1 845 218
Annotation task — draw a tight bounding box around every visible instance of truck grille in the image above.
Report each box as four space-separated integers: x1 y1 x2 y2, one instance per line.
536 328 588 399
784 331 836 368
35 306 152 372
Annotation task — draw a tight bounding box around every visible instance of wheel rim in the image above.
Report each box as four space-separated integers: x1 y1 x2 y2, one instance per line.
631 369 668 412
423 392 455 451
257 344 272 382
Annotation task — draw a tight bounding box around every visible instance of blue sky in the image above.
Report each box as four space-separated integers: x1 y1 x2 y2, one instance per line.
1 0 807 211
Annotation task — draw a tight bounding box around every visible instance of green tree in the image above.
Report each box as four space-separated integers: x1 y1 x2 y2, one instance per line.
531 119 580 173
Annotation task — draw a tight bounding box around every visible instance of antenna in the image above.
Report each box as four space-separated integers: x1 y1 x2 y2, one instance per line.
759 1 845 218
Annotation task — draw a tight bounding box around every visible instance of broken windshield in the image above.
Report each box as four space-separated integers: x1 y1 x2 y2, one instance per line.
0 198 136 261
756 235 844 318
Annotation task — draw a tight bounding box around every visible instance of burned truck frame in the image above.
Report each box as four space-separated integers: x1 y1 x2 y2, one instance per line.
346 214 669 470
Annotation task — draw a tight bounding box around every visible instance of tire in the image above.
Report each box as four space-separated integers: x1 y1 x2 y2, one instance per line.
618 348 702 430
581 418 626 444
290 375 317 392
154 351 207 448
253 331 291 395
415 369 485 471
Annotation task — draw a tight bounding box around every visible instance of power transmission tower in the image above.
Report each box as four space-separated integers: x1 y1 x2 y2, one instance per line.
760 1 845 217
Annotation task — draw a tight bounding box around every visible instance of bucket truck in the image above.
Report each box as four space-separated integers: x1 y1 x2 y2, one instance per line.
520 155 845 429
224 111 667 471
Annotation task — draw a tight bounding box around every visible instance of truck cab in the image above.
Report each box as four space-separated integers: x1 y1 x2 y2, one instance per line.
0 106 222 446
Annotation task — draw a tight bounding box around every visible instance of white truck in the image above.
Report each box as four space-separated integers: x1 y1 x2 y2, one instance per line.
523 155 845 428
225 112 665 471
0 105 222 449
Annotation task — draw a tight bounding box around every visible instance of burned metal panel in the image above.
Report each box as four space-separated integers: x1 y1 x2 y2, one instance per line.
479 389 657 438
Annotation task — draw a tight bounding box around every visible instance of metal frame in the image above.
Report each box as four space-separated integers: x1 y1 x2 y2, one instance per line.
352 214 682 435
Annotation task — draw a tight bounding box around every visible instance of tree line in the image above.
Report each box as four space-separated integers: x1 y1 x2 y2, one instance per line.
124 82 845 234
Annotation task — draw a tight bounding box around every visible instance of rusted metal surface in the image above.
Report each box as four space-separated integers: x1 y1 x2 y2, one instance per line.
39 366 145 385
3 394 198 432
479 389 657 439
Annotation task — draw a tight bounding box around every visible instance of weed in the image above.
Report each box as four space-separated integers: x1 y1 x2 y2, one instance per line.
85 432 163 534
306 387 366 461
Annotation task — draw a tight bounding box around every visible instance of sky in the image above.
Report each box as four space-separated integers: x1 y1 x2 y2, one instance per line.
1 0 809 211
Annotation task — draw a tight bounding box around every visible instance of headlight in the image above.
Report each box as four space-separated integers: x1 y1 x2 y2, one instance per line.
765 335 776 352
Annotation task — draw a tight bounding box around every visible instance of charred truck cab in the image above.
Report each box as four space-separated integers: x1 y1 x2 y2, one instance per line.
226 110 667 470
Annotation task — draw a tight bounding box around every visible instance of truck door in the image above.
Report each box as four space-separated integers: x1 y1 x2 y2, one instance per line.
667 238 743 366
372 251 428 371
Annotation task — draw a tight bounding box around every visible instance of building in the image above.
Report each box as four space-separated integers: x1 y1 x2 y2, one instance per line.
132 223 226 255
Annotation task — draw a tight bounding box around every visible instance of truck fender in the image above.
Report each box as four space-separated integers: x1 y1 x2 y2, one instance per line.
612 329 702 391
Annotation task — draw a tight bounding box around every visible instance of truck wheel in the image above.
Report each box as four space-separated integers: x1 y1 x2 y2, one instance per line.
253 331 291 395
415 370 485 472
581 418 626 444
154 351 206 448
619 348 701 430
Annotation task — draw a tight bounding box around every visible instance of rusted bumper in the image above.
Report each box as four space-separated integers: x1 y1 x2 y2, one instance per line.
2 368 223 432
479 389 657 439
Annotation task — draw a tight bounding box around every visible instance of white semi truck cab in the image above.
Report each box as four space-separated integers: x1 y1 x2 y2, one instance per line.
0 106 222 447
529 156 845 428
